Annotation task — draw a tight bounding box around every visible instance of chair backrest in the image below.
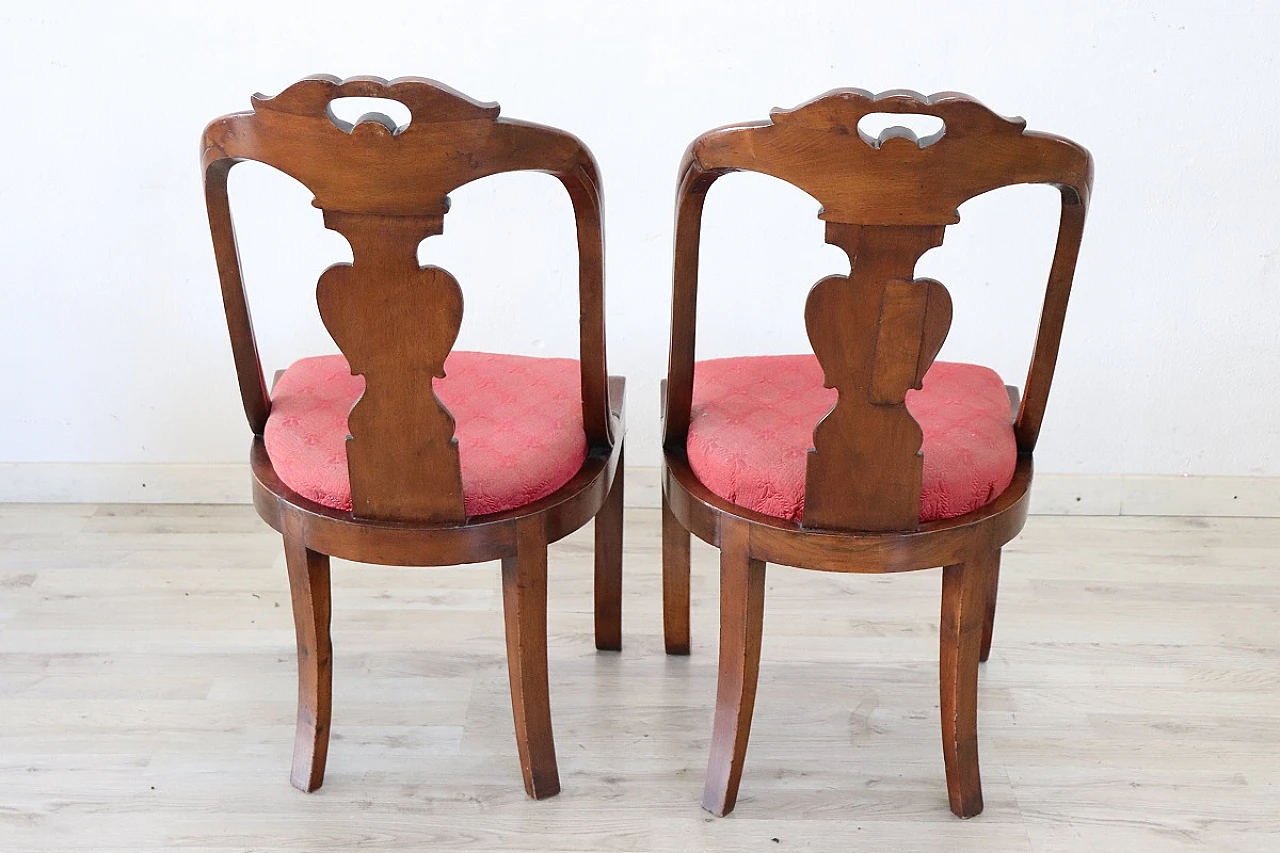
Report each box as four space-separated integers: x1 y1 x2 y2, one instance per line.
202 75 611 523
663 89 1093 532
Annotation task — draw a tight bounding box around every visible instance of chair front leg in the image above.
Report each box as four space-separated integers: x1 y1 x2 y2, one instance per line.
662 490 692 655
702 517 766 817
980 550 1002 663
501 516 560 799
594 443 624 651
282 518 333 793
940 546 998 818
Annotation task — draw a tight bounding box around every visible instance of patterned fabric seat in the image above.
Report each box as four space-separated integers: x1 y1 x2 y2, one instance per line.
686 355 1017 523
265 352 587 516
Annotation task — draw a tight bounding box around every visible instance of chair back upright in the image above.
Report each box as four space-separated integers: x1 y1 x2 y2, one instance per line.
664 89 1092 531
202 75 610 523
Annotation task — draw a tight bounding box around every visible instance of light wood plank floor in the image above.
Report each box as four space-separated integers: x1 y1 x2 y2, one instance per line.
1 504 1277 851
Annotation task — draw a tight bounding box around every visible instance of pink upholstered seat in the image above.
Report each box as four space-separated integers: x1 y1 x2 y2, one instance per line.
686 355 1017 524
264 352 588 517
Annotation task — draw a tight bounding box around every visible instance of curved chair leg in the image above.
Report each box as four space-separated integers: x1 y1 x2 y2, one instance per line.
979 550 1002 663
282 519 333 793
940 548 997 818
662 490 692 655
594 444 624 651
702 518 766 817
501 516 560 799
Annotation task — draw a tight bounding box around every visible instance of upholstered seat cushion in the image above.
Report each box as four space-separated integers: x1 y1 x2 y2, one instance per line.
264 352 587 516
686 355 1017 523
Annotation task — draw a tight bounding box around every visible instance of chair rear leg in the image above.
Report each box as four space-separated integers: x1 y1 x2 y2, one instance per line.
979 550 1002 663
702 518 766 817
594 444 624 651
940 547 997 818
282 519 333 793
662 490 692 655
501 516 560 799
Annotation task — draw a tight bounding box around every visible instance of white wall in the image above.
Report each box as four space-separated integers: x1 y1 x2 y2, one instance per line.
1 1 1278 479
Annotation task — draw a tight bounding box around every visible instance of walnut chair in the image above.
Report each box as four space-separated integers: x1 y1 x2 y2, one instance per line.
660 89 1092 817
201 75 625 800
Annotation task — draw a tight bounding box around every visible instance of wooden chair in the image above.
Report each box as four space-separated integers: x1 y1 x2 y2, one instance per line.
660 89 1092 817
201 75 625 801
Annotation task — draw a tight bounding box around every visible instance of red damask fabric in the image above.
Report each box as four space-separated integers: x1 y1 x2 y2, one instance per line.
686 355 1017 523
264 352 587 516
